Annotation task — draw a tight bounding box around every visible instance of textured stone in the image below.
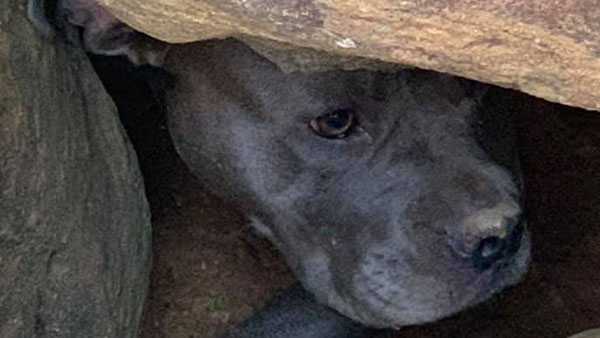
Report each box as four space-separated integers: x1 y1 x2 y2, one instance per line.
569 328 600 338
100 0 600 111
0 1 152 337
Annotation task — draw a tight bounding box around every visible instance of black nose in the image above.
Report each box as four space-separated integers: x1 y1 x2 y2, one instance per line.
473 218 525 271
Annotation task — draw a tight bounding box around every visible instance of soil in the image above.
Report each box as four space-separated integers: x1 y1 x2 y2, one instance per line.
91 53 600 338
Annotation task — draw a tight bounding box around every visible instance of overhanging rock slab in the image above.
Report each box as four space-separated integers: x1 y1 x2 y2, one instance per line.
101 0 600 111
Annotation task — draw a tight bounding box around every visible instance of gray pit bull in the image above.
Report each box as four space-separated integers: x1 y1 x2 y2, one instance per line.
166 40 530 336
29 1 531 337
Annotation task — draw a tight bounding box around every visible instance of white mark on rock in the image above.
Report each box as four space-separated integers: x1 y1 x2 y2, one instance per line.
336 38 357 49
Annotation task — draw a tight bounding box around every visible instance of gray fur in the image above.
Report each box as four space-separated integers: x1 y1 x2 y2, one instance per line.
27 0 55 38
166 39 530 328
221 284 377 338
26 0 169 66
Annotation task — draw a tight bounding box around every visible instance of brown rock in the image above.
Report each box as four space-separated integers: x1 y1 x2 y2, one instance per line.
569 328 600 338
0 1 151 337
100 0 600 111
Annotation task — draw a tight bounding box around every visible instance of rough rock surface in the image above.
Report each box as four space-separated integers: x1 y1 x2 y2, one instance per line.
99 0 600 111
568 329 600 338
0 1 152 338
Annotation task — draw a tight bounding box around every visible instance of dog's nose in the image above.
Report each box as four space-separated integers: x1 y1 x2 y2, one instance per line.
472 217 525 271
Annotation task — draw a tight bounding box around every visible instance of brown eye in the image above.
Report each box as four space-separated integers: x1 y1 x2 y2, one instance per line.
309 108 356 138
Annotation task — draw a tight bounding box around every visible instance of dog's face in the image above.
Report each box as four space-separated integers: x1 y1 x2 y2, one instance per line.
166 39 530 328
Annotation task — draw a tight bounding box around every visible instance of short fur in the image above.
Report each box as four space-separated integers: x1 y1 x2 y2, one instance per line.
166 39 530 329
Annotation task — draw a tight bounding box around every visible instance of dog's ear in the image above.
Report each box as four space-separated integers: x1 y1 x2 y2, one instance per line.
27 0 170 66
27 0 57 38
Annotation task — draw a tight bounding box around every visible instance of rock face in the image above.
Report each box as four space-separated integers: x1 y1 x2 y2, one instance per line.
99 0 600 111
568 329 600 338
0 1 152 338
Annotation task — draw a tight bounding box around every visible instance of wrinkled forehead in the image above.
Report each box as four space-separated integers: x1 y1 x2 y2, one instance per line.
170 40 475 128
237 67 472 122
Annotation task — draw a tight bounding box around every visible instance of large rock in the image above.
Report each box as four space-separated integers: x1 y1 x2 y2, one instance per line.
569 329 600 338
0 1 152 337
99 0 600 111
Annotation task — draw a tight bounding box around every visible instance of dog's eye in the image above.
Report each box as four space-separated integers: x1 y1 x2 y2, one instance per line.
309 108 356 138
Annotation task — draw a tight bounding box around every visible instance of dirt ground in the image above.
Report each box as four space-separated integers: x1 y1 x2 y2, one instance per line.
91 54 600 338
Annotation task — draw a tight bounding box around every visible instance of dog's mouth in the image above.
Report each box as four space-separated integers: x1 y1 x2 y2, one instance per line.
309 226 531 329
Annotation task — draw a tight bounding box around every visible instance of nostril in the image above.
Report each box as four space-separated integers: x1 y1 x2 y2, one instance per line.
473 236 507 271
471 216 526 271
479 236 506 258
